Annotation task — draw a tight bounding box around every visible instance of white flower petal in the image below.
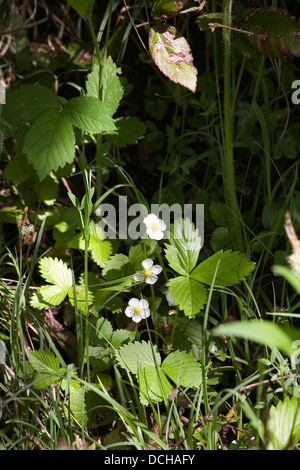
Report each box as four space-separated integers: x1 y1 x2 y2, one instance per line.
142 258 153 269
128 298 140 307
139 299 149 309
145 274 158 284
125 306 134 318
143 213 158 226
151 265 162 275
134 272 145 282
141 308 150 319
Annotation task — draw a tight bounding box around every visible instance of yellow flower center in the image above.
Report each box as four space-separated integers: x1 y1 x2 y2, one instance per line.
134 306 141 314
144 269 152 277
150 222 159 231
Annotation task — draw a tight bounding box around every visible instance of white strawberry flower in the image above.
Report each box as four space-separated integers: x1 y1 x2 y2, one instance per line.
134 258 162 285
125 298 150 323
143 213 166 240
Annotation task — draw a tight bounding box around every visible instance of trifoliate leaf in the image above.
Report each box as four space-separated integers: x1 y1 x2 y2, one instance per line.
167 276 207 318
190 250 255 286
65 96 116 134
162 350 202 387
23 108 75 181
164 218 201 275
149 24 197 93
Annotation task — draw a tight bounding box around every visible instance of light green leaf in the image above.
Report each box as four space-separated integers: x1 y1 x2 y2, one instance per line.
162 350 202 387
36 284 69 306
104 116 146 147
29 350 60 372
167 276 207 317
165 218 201 275
211 320 294 357
23 108 75 181
139 366 172 405
149 24 197 93
68 285 94 313
267 396 300 450
65 96 116 134
115 340 161 375
78 222 112 267
38 257 72 287
190 250 255 286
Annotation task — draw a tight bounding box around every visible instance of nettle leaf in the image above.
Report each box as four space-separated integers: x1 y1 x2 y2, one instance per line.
152 0 189 20
164 218 201 275
104 117 146 147
190 250 255 287
3 84 62 123
23 107 75 181
149 23 197 93
240 8 300 58
167 276 207 318
65 96 116 134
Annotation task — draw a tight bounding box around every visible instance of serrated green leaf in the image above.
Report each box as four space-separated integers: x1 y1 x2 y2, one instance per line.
68 285 94 313
164 218 201 275
3 85 61 123
139 366 172 405
102 57 124 115
89 317 113 346
37 284 69 306
104 116 146 147
162 350 202 387
38 257 72 287
29 350 60 373
149 24 197 93
190 250 255 287
78 222 112 267
23 108 75 180
115 340 161 375
102 254 130 277
167 276 207 318
65 96 116 134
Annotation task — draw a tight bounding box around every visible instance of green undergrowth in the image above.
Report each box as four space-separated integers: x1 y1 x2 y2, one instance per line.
1 0 300 450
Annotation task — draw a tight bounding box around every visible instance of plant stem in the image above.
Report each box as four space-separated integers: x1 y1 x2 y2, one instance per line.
222 0 244 253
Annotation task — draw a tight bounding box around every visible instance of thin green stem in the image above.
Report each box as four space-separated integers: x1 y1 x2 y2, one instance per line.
222 0 244 252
